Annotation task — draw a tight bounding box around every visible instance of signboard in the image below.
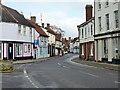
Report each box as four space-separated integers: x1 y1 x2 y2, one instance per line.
34 40 39 45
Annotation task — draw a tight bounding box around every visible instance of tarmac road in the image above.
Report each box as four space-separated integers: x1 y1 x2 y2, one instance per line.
2 54 119 89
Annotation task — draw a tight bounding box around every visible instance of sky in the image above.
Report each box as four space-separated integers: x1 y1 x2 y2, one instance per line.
3 0 94 39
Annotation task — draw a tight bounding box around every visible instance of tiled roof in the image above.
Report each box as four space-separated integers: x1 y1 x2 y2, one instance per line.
28 19 49 37
56 33 61 41
45 27 56 35
1 5 34 28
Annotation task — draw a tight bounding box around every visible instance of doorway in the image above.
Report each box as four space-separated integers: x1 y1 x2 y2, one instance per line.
8 43 13 59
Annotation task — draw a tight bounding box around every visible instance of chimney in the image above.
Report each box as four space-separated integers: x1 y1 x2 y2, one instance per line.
86 5 93 21
21 12 24 16
65 38 66 41
69 37 71 41
31 16 36 23
42 23 44 28
47 23 50 29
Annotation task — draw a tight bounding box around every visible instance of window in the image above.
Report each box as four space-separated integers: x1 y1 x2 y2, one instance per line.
114 10 119 28
16 44 22 56
23 26 26 35
18 25 21 34
98 17 102 31
30 28 32 36
106 0 109 6
90 43 93 56
91 25 93 36
82 44 84 55
106 14 109 30
88 25 90 36
82 29 84 38
28 44 31 53
40 47 42 55
0 43 1 58
24 45 27 53
98 0 101 9
103 40 108 58
85 27 87 38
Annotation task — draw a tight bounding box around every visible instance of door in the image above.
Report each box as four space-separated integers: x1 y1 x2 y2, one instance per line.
8 43 13 59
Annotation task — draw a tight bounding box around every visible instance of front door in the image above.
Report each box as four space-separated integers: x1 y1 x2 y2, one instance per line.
8 43 13 59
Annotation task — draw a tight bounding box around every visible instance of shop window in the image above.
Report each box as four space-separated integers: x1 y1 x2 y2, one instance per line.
24 45 27 53
82 45 84 55
16 44 22 56
90 43 93 56
28 44 31 53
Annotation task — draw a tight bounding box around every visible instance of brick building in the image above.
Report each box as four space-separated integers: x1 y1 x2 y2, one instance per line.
77 5 95 60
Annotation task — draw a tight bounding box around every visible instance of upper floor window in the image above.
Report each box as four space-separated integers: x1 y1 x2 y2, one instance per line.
98 0 101 9
106 14 109 30
106 0 109 6
88 26 90 36
82 29 84 38
18 25 21 34
23 26 26 35
91 25 93 36
114 10 119 28
30 28 32 36
98 17 102 31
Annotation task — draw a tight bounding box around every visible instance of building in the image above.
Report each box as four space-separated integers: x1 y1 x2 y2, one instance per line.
94 0 120 63
72 37 79 54
0 4 35 60
42 23 56 57
28 17 49 59
55 33 62 56
77 5 95 60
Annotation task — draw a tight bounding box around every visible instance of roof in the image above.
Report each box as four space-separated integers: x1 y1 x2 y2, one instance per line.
56 33 61 41
77 17 94 28
28 19 49 37
45 27 56 35
1 5 34 28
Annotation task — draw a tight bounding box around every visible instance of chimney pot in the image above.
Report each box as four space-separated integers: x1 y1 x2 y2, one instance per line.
86 5 93 21
47 23 50 29
31 16 36 23
42 23 44 28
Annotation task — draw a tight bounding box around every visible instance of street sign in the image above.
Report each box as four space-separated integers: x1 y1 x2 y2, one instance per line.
34 40 39 45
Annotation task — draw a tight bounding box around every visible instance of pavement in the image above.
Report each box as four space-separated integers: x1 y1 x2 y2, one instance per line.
2 54 119 88
72 57 120 71
13 56 59 64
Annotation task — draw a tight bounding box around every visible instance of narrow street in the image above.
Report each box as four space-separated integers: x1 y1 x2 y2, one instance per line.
2 54 119 88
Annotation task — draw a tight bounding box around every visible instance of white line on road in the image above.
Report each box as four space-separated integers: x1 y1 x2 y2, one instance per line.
114 81 120 84
24 65 39 88
58 63 61 66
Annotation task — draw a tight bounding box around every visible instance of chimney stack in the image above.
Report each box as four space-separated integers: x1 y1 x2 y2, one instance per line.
86 5 93 21
31 16 36 23
42 23 44 28
47 23 50 29
21 12 24 16
69 37 71 41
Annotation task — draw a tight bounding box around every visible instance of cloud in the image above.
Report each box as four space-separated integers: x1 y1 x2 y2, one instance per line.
26 11 85 38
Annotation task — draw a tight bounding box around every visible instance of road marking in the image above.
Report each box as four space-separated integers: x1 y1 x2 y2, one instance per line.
114 81 120 84
79 71 99 78
16 64 25 70
24 65 39 88
58 63 61 66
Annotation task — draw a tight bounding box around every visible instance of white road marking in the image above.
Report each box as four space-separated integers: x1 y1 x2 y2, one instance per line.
58 63 61 66
114 81 120 84
17 64 25 70
79 71 99 78
24 65 39 88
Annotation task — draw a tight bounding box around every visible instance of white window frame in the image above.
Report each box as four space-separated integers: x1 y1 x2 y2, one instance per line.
28 44 31 54
16 44 22 56
114 10 119 28
24 45 27 53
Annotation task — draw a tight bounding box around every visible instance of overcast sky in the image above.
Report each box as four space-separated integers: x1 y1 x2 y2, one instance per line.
3 0 94 39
